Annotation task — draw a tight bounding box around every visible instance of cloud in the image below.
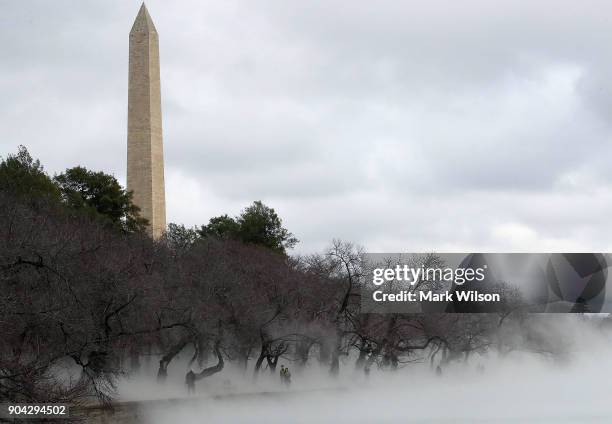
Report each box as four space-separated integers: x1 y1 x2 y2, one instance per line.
3 0 612 253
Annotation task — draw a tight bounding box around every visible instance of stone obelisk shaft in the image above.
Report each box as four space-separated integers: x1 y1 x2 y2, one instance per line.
127 4 166 239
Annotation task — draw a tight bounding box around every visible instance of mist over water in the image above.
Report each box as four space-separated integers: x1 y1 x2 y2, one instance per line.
114 316 612 424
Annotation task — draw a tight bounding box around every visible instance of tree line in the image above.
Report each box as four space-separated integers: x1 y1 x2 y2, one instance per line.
0 146 572 405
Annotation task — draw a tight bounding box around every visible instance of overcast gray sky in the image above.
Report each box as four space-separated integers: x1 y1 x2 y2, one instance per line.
3 0 612 253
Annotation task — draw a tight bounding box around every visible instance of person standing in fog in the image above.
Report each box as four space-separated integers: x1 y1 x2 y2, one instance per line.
436 365 442 376
284 367 291 387
186 370 196 395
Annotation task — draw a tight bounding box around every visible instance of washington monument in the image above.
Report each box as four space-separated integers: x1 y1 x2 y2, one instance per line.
127 4 166 239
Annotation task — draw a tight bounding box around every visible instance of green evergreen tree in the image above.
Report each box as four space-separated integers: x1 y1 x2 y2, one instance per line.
54 166 147 233
198 215 241 240
0 146 61 201
199 201 298 254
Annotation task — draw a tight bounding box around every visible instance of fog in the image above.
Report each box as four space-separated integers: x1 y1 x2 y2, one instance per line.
112 315 612 424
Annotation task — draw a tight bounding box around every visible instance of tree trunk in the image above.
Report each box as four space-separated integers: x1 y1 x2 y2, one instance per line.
355 339 369 370
193 341 224 382
129 346 140 373
197 337 208 368
296 340 313 369
238 346 250 373
253 343 268 377
329 329 342 376
157 337 190 383
266 354 280 374
319 341 331 365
